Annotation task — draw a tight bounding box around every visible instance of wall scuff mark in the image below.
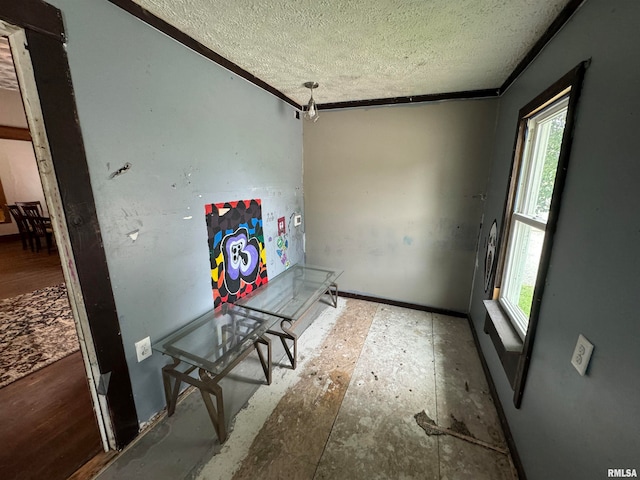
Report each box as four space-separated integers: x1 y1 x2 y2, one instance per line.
109 162 132 179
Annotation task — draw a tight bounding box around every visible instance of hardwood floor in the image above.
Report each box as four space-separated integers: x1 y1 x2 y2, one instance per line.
67 451 117 480
0 352 103 480
0 236 103 479
0 235 64 299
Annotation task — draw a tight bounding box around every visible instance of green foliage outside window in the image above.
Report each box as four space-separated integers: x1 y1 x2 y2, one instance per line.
536 116 566 216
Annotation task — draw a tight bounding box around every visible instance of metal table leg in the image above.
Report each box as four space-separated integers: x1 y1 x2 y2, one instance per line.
326 282 339 307
267 319 298 370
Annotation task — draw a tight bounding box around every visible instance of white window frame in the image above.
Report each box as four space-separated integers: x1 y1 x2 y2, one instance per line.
499 96 569 339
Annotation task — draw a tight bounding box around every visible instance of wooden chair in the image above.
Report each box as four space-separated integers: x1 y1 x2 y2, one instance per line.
20 203 55 254
15 200 44 217
7 204 34 251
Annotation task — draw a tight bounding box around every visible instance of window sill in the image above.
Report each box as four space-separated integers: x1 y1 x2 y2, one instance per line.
483 300 524 389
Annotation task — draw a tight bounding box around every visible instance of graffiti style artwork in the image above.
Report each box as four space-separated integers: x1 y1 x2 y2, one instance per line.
276 234 290 268
274 215 290 267
484 220 498 292
206 199 268 308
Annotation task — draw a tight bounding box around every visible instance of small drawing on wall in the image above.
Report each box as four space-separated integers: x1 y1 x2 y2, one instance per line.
274 215 291 268
206 199 268 309
484 220 498 292
276 233 290 268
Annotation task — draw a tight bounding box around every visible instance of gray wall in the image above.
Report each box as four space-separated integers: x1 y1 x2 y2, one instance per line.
469 1 640 478
303 100 497 312
48 0 304 423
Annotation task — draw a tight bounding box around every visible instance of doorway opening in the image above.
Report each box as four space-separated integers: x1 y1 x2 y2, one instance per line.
0 31 110 479
0 2 139 471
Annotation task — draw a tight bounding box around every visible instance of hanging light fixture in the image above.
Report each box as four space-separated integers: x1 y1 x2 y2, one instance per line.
303 81 319 122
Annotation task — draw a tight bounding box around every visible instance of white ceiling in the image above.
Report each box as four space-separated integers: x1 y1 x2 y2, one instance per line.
0 2 576 103
132 0 574 105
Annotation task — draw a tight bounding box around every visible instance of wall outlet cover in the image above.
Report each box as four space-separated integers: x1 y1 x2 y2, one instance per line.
571 334 594 376
135 336 152 362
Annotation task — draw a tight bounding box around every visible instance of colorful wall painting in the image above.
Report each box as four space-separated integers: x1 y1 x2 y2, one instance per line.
205 199 268 308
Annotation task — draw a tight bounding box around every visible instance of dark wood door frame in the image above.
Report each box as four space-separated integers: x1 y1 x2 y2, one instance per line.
0 0 138 448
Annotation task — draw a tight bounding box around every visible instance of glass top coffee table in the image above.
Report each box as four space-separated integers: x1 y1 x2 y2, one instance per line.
153 304 280 443
235 264 342 369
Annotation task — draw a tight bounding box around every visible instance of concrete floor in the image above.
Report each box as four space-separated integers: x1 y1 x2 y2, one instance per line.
96 298 517 480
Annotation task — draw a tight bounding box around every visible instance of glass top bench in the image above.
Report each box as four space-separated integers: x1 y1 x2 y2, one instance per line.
153 303 279 442
235 264 342 369
153 264 342 443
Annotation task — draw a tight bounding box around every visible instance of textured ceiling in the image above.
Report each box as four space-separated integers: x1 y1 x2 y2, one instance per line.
0 37 18 91
132 0 573 105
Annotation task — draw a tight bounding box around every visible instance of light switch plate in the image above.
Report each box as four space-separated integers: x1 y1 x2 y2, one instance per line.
294 214 302 226
571 334 593 376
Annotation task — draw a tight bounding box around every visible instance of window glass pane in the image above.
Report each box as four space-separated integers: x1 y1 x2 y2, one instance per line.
518 106 567 221
502 221 545 336
500 95 570 339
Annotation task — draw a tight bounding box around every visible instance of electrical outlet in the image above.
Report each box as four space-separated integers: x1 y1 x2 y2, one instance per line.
294 214 302 226
135 336 152 362
571 334 593 376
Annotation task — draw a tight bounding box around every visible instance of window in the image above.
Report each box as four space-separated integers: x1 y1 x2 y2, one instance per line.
483 61 588 407
499 97 569 339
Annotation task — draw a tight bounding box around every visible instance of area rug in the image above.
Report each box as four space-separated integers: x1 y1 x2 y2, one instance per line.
0 284 79 388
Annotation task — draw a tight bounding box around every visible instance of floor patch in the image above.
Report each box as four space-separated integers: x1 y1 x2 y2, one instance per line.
229 299 378 480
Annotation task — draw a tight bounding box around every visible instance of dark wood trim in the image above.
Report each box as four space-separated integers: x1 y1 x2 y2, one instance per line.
499 0 586 94
25 26 139 447
106 0 301 110
513 60 588 407
0 125 31 141
468 314 528 480
338 291 467 319
319 89 499 110
519 63 584 119
0 0 65 42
